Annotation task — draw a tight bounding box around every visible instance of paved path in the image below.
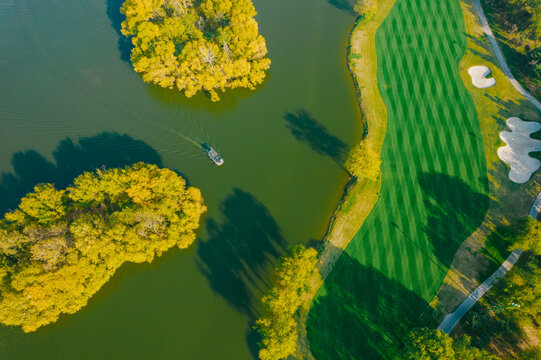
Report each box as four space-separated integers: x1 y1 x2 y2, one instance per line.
473 0 541 111
529 190 541 218
438 192 541 333
436 1 541 334
438 249 522 333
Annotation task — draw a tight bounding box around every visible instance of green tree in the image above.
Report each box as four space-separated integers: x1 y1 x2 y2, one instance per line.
255 245 318 360
507 217 541 255
490 254 541 319
459 217 541 357
452 335 498 360
397 328 496 360
120 0 270 101
0 163 206 332
345 140 381 180
482 0 540 97
520 348 541 360
401 328 456 359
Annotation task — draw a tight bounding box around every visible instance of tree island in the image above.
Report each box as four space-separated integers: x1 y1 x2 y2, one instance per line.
0 163 206 332
121 0 271 101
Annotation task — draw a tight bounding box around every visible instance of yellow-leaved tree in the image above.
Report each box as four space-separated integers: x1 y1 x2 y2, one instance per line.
345 140 381 181
354 0 378 18
255 245 318 360
120 0 270 101
0 163 206 332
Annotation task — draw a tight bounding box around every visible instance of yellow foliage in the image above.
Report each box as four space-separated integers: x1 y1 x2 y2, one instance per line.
0 163 206 332
255 245 318 360
354 0 379 18
345 140 381 181
121 0 270 101
509 217 541 255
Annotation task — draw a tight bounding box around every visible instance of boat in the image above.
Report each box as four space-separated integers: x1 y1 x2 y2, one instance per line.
201 142 224 166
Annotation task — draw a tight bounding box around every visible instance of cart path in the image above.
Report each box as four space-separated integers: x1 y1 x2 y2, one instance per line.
437 248 522 334
473 0 541 111
437 192 541 333
529 190 541 218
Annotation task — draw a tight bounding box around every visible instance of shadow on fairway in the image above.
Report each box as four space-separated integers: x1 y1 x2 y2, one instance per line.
418 172 489 268
307 250 432 360
0 132 163 216
196 189 286 319
284 109 348 169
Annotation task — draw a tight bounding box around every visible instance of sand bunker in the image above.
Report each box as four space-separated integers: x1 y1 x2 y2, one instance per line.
497 117 541 183
468 66 496 88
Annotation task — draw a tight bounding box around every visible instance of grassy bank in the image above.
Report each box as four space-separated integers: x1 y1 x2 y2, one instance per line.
307 0 491 358
315 0 396 269
295 2 396 359
430 0 541 355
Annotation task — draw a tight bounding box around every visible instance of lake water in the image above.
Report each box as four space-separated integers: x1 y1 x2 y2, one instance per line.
0 0 361 358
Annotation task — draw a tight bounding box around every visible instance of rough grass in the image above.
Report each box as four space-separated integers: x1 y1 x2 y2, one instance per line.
429 1 541 357
321 0 396 256
307 0 491 358
295 2 396 358
480 0 540 100
430 0 541 316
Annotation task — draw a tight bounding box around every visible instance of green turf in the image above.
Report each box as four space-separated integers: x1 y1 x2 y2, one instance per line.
307 1 489 358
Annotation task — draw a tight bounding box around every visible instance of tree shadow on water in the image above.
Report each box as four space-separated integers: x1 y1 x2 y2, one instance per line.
0 132 162 216
106 0 132 63
307 251 431 360
145 79 268 114
284 109 348 169
418 172 489 268
196 189 286 319
327 0 357 16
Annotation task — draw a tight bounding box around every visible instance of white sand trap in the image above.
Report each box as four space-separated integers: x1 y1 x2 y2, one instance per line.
468 65 496 88
497 117 541 183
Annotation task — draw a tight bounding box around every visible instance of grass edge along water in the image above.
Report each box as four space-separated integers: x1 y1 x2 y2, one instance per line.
307 0 489 359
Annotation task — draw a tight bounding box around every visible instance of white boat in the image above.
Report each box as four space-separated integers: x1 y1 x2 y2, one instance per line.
201 143 224 166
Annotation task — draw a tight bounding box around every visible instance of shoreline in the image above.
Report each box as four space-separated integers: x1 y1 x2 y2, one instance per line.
296 2 396 358
295 0 541 357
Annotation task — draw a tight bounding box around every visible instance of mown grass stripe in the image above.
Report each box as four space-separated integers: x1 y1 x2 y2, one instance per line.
308 1 489 358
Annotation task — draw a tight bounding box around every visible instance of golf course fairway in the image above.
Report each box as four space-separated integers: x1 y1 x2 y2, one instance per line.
307 0 489 359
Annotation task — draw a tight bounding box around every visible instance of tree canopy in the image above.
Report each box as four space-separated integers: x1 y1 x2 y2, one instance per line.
489 253 541 324
460 219 541 357
120 0 270 101
507 216 541 255
255 245 318 360
485 0 540 38
354 0 378 18
345 140 381 180
0 163 206 332
396 328 497 360
483 0 540 97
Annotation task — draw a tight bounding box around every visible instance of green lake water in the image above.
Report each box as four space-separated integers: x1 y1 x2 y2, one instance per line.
308 0 489 359
0 0 361 358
